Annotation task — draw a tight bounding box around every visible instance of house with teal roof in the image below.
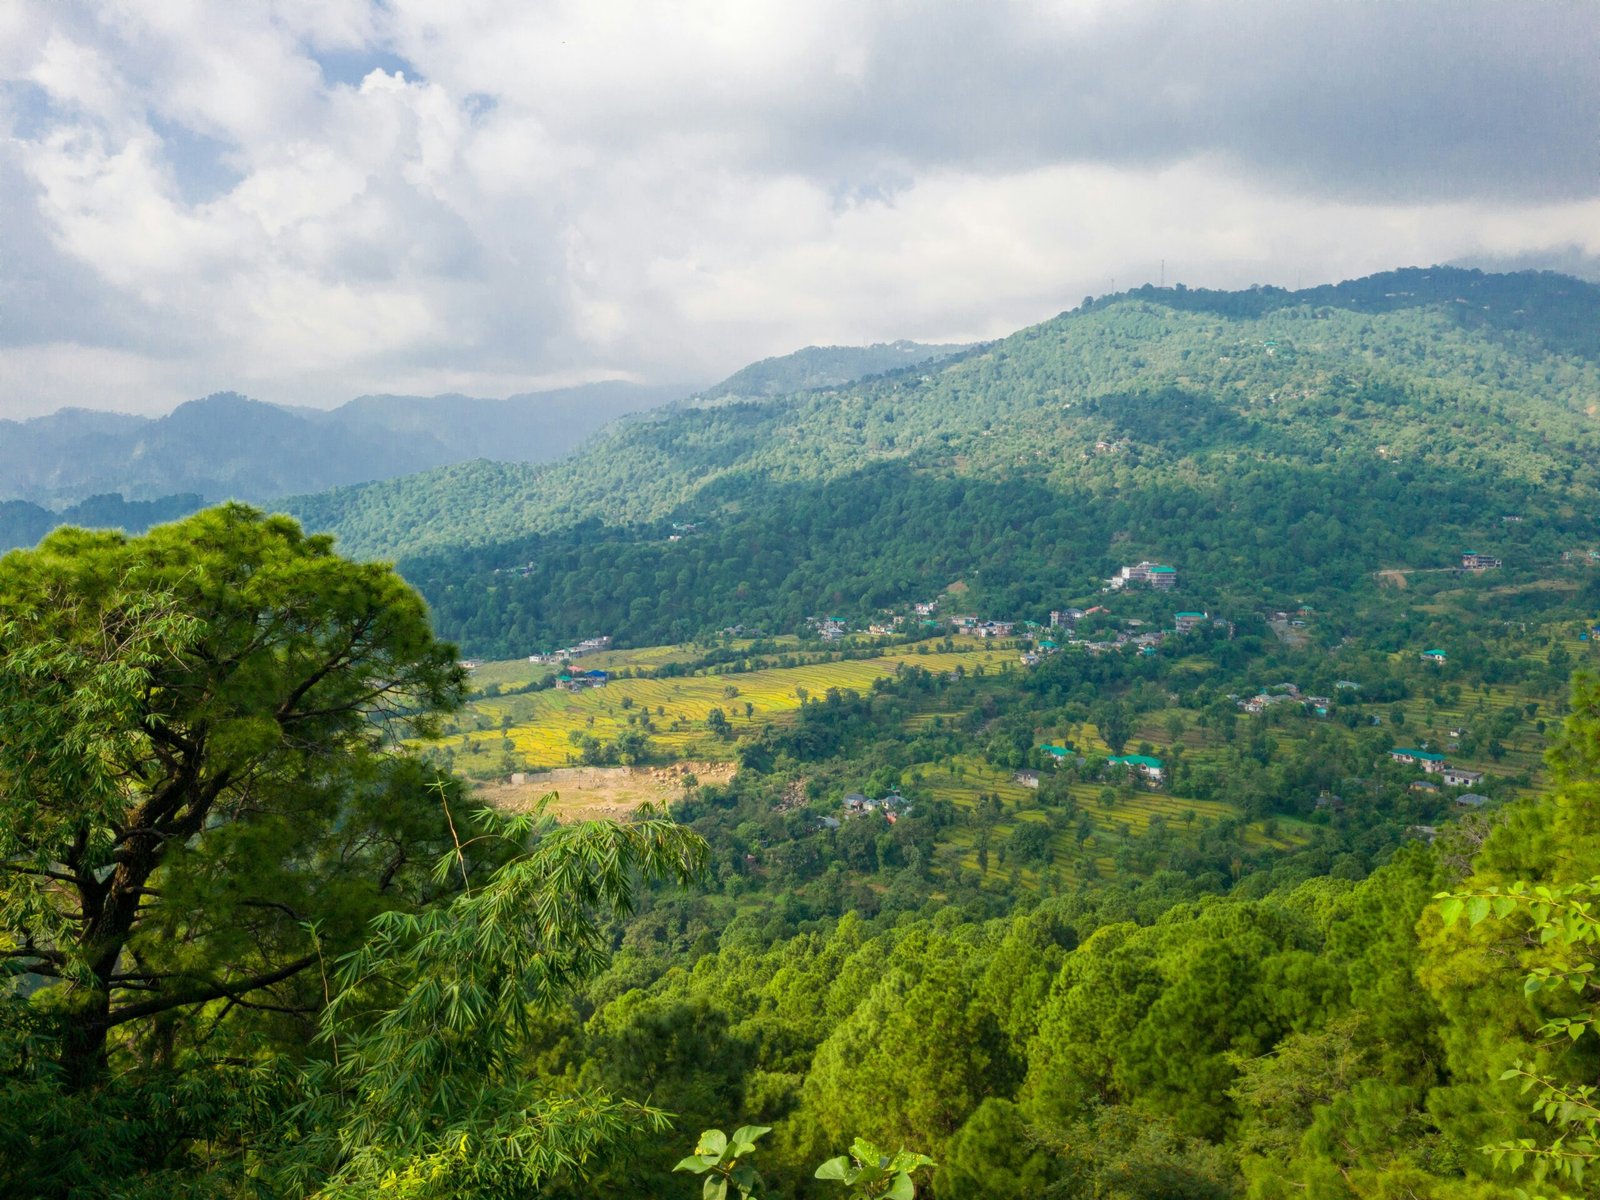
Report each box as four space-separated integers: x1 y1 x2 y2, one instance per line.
1390 747 1446 773
1108 753 1164 782
1421 649 1448 664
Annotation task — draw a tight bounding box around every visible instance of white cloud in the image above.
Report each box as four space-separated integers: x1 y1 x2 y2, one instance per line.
0 0 1595 417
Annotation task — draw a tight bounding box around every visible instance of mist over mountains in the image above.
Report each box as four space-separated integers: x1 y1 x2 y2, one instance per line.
0 380 692 507
0 342 987 550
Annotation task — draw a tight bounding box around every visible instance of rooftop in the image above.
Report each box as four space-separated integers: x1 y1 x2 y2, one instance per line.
1110 754 1164 768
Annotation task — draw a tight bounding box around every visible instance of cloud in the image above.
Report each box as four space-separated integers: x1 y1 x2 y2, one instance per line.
1 0 1596 416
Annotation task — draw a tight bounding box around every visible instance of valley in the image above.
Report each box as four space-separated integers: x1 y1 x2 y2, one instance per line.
11 267 1600 1199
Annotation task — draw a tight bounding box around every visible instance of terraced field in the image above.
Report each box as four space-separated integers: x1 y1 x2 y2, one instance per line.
907 754 1305 891
442 641 1015 770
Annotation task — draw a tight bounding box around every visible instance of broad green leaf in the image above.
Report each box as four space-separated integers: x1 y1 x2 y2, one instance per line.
674 1155 714 1174
729 1125 772 1156
815 1156 852 1181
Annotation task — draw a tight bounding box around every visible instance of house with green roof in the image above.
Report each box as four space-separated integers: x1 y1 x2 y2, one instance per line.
1390 748 1446 773
1108 753 1164 782
1040 744 1072 763
1421 649 1448 664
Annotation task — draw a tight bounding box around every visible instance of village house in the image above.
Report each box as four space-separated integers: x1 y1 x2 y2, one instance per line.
1455 793 1489 809
1390 748 1446 771
1050 608 1086 628
1420 649 1448 665
1174 611 1209 632
1108 754 1164 783
1240 691 1300 715
1441 766 1485 788
1014 769 1041 789
533 635 614 664
1461 551 1502 570
556 668 610 691
1108 561 1178 590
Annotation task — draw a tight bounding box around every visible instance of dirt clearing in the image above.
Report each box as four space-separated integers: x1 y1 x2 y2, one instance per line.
473 761 737 822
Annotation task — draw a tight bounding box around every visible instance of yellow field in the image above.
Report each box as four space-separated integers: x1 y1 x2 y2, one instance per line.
444 642 1015 768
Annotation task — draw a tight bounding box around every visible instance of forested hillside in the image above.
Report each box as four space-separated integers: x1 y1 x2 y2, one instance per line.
694 340 976 403
12 269 1600 1200
274 268 1600 656
9 507 1600 1199
0 492 207 553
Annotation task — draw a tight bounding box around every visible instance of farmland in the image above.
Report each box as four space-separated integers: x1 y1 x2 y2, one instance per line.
910 754 1308 891
439 638 1015 772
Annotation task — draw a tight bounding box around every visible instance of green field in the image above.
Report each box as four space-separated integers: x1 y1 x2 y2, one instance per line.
442 640 1015 769
911 754 1305 890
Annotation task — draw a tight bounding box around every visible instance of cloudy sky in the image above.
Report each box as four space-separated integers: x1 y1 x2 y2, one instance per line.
2 1 1597 417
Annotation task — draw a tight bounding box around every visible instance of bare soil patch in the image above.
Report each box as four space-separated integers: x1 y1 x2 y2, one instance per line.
474 761 737 822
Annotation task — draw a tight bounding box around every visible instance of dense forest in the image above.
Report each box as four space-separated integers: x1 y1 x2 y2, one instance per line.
10 269 1600 1199
284 267 1600 565
6 507 1600 1199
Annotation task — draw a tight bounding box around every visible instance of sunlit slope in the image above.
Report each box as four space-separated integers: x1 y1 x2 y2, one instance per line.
286 267 1600 561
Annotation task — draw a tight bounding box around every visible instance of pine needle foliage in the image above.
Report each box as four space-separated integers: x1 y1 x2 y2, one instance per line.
279 800 709 1199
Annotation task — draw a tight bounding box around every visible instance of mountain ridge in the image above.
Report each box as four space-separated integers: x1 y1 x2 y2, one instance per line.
0 380 691 507
281 266 1600 564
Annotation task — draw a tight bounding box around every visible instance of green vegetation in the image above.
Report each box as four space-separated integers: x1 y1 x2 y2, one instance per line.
12 269 1600 1197
695 340 975 403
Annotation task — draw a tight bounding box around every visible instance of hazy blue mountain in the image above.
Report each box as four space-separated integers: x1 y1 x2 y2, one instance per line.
0 493 208 552
0 381 691 507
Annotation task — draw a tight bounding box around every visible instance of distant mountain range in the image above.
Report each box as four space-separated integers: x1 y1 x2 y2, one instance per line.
0 380 693 509
0 342 971 551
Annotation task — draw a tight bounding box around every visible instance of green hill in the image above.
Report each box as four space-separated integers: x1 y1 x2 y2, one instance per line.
272 267 1600 657
693 339 977 403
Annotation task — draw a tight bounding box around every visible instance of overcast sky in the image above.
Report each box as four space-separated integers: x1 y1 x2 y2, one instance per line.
2 1 1597 417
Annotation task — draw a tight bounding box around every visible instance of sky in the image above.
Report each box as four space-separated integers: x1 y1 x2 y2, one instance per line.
1 1 1597 418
